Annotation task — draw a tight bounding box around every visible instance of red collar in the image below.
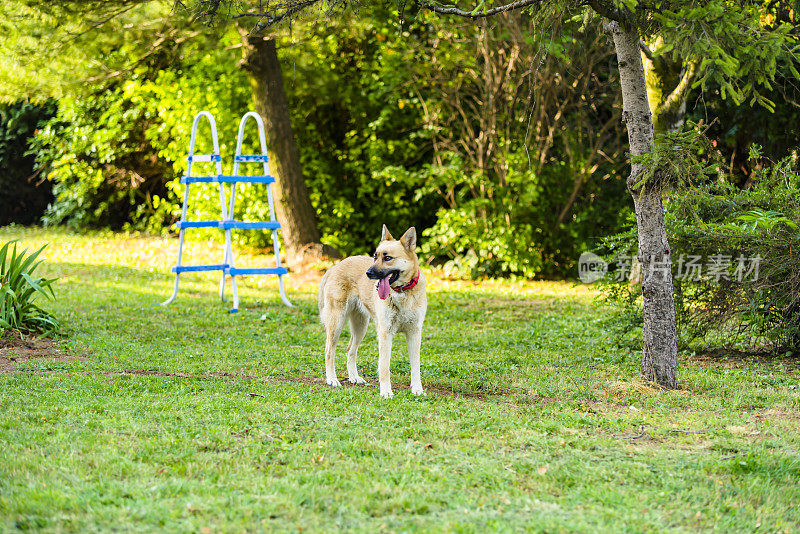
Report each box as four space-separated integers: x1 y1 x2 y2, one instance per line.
393 271 420 293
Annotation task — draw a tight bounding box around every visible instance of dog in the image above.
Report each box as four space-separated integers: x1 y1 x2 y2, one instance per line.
318 225 427 399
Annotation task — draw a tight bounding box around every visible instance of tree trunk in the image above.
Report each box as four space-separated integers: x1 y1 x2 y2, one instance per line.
607 21 678 389
641 37 697 134
238 30 340 263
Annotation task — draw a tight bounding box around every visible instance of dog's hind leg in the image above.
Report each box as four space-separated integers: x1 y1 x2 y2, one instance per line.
324 309 346 388
346 310 369 384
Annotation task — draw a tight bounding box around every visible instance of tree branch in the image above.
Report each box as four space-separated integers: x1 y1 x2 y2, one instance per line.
207 0 627 30
585 0 623 22
639 40 654 61
655 60 698 120
417 0 542 18
232 0 322 31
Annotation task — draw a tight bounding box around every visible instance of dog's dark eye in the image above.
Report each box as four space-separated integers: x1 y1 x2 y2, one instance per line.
384 255 392 261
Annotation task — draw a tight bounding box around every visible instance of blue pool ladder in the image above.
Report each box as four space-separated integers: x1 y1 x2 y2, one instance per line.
160 110 292 312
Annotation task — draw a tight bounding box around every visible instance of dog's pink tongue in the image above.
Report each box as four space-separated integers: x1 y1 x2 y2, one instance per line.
377 277 391 300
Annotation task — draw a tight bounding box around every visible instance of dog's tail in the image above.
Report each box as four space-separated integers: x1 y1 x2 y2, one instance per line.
318 269 331 316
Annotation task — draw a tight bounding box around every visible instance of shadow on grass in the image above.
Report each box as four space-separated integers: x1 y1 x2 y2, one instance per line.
684 348 800 369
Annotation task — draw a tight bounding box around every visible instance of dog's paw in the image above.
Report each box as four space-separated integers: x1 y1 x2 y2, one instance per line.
326 377 342 388
411 385 426 396
348 376 366 384
380 389 394 399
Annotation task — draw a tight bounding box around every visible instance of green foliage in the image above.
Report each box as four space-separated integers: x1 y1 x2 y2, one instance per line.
377 10 629 277
17 0 795 283
30 17 443 253
603 144 800 351
29 0 798 283
0 241 59 336
32 87 178 233
383 153 548 278
24 7 630 277
0 100 57 225
690 54 800 187
644 1 797 112
0 1 176 102
276 15 442 254
629 122 720 191
30 30 264 239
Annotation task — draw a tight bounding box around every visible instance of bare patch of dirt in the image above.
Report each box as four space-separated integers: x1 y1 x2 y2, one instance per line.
0 335 89 373
597 380 696 401
683 348 800 369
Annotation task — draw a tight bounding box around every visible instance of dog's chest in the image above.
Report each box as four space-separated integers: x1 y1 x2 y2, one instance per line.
378 293 424 332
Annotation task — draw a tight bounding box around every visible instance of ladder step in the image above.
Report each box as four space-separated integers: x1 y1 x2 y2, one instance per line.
181 175 277 184
176 221 221 229
177 220 280 230
187 154 221 162
218 221 281 230
227 267 288 276
172 264 229 273
235 154 269 163
181 176 219 184
217 175 275 184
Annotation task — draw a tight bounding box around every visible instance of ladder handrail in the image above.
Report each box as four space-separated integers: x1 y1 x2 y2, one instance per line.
161 111 226 307
223 111 293 311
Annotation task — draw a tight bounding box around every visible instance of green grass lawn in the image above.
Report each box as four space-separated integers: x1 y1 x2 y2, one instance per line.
1 227 799 533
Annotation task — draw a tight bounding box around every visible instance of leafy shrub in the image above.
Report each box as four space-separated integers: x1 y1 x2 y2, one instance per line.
0 241 60 336
382 153 546 278
602 143 800 352
0 100 57 225
32 87 178 234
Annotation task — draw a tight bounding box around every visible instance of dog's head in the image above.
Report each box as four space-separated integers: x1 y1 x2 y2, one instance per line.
366 225 419 300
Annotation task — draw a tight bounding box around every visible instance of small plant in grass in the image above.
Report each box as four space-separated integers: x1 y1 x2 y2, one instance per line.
0 240 60 336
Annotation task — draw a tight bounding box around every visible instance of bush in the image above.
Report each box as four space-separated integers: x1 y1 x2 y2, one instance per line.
32 87 178 234
0 240 60 336
602 144 800 352
0 100 57 225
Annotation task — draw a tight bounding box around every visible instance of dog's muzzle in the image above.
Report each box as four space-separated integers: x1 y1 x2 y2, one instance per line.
368 267 401 300
366 267 400 284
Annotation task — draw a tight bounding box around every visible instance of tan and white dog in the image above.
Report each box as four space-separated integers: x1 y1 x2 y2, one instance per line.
318 225 427 399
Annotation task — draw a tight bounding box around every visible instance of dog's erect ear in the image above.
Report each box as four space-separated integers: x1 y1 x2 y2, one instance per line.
381 224 394 242
399 227 417 251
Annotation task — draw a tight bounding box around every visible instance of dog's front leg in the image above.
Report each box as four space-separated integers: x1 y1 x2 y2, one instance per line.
377 329 394 399
406 328 425 396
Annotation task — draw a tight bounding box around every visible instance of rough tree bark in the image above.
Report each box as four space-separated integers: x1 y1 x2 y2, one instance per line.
238 30 340 263
607 21 678 389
